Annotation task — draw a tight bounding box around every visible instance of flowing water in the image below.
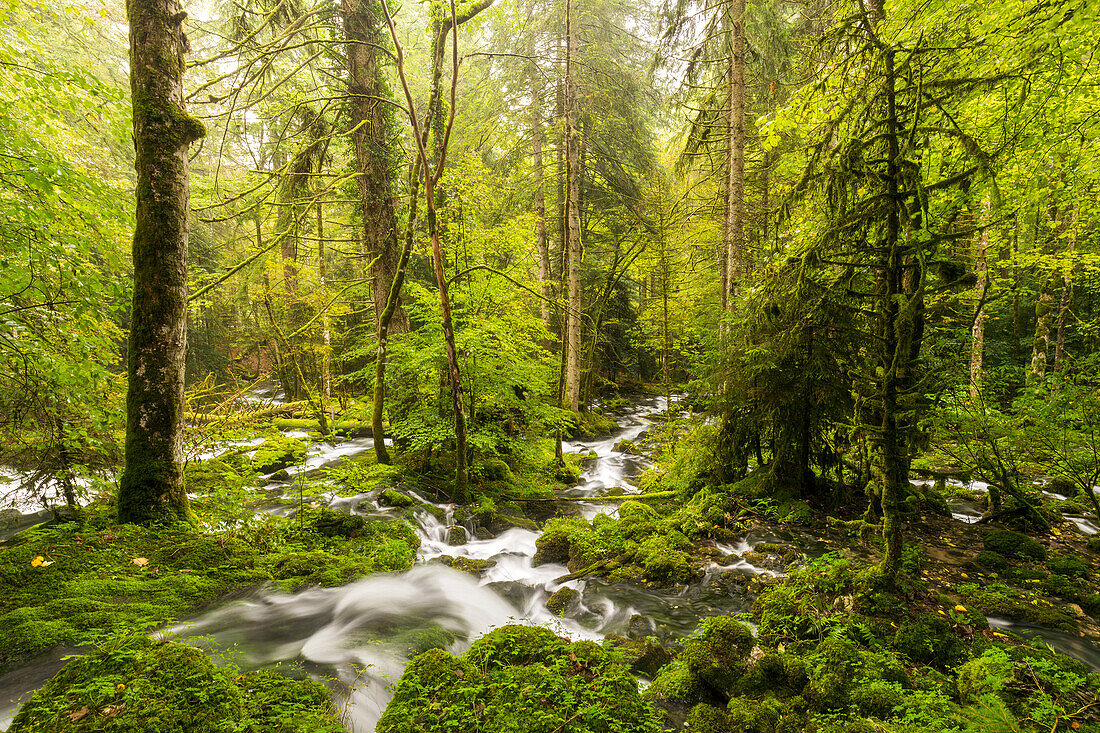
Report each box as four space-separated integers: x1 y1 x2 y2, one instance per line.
167 396 787 733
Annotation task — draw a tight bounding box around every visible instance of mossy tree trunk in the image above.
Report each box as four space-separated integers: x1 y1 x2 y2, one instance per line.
345 0 407 336
118 0 205 524
563 0 582 412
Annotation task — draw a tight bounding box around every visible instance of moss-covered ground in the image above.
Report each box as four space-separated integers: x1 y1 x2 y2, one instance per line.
0 501 418 674
9 636 347 732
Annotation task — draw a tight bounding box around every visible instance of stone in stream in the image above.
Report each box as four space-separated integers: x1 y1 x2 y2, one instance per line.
446 525 468 545
379 488 415 508
545 586 579 616
429 555 497 577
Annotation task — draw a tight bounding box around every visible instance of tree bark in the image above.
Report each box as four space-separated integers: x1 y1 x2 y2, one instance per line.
531 58 552 334
344 0 407 335
722 0 746 313
563 0 582 411
1029 176 1067 386
969 197 990 401
118 0 205 524
1053 202 1078 372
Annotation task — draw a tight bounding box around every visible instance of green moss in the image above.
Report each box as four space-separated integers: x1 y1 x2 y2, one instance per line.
251 434 308 474
9 637 344 732
679 616 755 693
379 488 416 508
545 586 579 615
726 697 784 732
956 648 1013 703
1048 554 1090 579
0 504 418 671
572 410 619 439
891 614 966 668
429 555 497 576
960 582 1076 631
648 660 701 703
974 550 1009 573
983 529 1047 561
849 681 903 719
378 626 662 733
684 703 730 733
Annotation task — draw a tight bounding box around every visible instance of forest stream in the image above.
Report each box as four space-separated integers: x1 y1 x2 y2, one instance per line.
4 395 1100 731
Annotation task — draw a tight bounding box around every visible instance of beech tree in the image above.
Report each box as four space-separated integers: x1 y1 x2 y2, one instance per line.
117 0 205 524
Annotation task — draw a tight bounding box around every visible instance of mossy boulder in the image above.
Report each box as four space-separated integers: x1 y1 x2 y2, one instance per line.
983 529 1047 561
428 555 497 577
377 625 661 732
250 435 308 474
891 613 966 668
9 637 344 732
309 508 368 538
545 586 580 616
678 616 755 694
1048 554 1090 579
379 489 416 508
974 550 1009 573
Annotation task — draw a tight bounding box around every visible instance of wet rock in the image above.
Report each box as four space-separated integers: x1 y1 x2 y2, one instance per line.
545 586 579 616
379 489 415 508
446 525 468 545
628 614 656 639
486 512 538 535
474 527 496 540
612 439 643 455
311 508 367 538
430 555 496 577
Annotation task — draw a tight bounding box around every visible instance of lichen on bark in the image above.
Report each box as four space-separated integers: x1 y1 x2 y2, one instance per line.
117 0 204 525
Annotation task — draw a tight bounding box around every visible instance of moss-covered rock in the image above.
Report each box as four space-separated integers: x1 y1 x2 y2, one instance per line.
1048 553 1090 579
377 626 661 733
251 434 308 475
379 489 416 508
891 613 966 668
0 504 419 671
428 555 497 577
960 582 1076 631
545 586 580 616
974 549 1009 573
678 616 755 694
9 637 345 732
983 529 1047 561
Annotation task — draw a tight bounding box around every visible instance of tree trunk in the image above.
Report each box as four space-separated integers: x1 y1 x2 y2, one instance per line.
1053 202 1078 372
118 0 204 524
563 0 582 411
722 0 746 313
344 0 407 334
531 58 552 334
969 197 990 401
1029 178 1068 387
878 47 906 581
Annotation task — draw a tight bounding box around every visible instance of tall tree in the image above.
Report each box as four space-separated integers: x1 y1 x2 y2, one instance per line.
562 0 582 411
118 0 205 524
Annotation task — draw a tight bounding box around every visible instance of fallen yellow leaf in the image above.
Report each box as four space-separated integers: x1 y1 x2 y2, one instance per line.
30 556 44 567
954 605 967 613
960 573 969 578
131 558 149 567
